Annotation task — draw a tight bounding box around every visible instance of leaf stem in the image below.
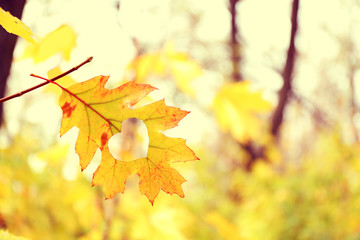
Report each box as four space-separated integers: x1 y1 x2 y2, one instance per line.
0 57 93 103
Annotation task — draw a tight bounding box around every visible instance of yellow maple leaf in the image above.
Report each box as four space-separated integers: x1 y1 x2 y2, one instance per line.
213 81 272 143
21 25 76 63
57 76 198 204
0 7 37 44
125 42 202 96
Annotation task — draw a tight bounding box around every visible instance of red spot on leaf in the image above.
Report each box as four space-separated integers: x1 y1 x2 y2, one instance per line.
61 102 76 118
101 133 108 147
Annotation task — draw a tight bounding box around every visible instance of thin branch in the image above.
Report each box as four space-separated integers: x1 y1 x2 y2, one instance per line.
0 57 93 103
271 0 300 137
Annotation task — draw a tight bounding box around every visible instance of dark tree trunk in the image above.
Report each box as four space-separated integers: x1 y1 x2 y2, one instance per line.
0 0 27 126
271 0 300 137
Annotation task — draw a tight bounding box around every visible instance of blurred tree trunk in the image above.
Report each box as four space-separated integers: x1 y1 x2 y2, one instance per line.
271 0 299 138
229 0 242 81
238 0 300 170
228 0 264 171
0 0 26 126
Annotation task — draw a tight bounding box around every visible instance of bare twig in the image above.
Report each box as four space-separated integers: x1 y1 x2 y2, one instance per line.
271 0 300 137
0 57 93 103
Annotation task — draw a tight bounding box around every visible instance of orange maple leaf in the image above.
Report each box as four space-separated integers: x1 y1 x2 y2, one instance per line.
56 76 198 204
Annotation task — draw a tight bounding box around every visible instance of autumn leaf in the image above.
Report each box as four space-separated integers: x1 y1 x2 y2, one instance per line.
125 42 202 96
213 81 272 143
57 76 198 203
21 25 76 63
0 7 37 44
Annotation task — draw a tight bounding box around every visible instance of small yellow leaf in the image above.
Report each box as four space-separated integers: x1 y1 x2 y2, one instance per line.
45 67 77 97
0 7 37 44
213 81 272 143
127 53 166 82
125 41 202 95
170 58 202 96
21 25 76 63
164 42 202 96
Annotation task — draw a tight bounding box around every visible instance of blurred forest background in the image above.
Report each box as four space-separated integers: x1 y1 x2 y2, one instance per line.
2 0 360 239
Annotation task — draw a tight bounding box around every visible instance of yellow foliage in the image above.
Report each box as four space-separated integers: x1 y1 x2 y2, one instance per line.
21 25 76 63
0 7 37 44
0 230 29 240
115 191 196 240
36 143 70 165
0 135 103 240
213 81 272 143
205 212 242 240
